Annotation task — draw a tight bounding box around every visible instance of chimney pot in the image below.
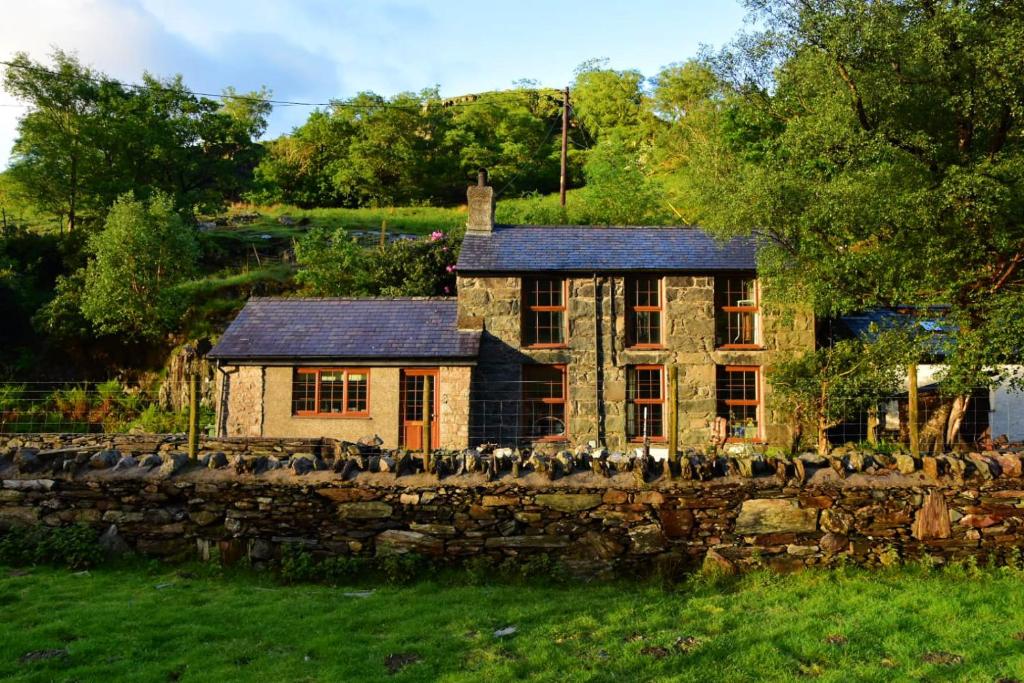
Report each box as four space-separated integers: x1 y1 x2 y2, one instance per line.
467 168 494 233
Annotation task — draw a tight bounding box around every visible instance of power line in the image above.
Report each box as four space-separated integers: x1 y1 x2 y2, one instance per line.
0 59 566 111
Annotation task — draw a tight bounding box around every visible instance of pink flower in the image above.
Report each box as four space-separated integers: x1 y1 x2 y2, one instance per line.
443 286 451 294
446 264 456 273
429 230 444 242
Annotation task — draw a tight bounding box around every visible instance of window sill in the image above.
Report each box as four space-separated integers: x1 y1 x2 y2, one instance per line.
724 437 764 444
628 437 667 444
626 345 666 351
522 344 569 350
716 345 764 351
529 434 569 442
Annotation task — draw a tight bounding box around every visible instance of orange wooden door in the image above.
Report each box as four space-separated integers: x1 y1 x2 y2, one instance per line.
400 369 439 450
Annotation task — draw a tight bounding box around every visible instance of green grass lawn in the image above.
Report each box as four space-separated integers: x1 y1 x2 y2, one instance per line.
2 562 1024 682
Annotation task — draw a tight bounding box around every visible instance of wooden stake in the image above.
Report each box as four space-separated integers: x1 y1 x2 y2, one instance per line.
560 87 569 208
187 364 200 460
421 378 432 468
908 363 919 456
668 365 678 473
379 219 388 249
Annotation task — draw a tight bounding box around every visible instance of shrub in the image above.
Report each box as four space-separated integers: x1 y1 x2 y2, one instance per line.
278 544 370 585
0 524 104 569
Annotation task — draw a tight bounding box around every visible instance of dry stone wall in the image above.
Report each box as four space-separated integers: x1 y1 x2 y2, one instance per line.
3 434 1024 575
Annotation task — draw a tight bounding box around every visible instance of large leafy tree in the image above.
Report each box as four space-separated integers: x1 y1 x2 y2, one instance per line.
687 0 1024 444
80 192 199 339
3 52 271 227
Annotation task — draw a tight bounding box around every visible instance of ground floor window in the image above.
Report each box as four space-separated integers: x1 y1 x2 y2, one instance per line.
292 368 369 417
627 365 665 440
716 365 761 440
522 364 567 440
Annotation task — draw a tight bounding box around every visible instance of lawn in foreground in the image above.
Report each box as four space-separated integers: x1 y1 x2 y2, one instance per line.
1 562 1023 682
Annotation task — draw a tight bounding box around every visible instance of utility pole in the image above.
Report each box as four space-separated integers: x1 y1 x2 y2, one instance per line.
560 86 569 208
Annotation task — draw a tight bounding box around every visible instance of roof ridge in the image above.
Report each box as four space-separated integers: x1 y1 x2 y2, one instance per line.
247 296 457 302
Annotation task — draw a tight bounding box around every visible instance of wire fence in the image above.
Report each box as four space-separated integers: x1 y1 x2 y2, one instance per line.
2 379 1022 451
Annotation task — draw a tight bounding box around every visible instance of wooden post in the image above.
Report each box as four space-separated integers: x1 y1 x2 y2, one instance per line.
560 87 569 207
908 363 919 456
667 365 678 473
187 363 200 460
421 378 432 468
379 219 388 249
866 406 879 446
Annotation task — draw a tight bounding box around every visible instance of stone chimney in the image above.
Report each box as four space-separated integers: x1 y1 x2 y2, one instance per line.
466 168 495 233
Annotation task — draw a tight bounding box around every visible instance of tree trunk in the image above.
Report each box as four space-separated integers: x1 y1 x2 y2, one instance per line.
920 401 952 454
945 394 970 447
817 411 830 456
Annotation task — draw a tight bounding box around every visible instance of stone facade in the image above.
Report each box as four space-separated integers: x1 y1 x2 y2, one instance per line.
457 275 815 450
4 434 1024 574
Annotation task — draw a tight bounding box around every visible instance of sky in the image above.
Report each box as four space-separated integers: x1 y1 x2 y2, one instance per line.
0 0 750 166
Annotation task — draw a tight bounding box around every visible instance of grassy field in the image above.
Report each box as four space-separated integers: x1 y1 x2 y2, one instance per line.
2 562 1024 682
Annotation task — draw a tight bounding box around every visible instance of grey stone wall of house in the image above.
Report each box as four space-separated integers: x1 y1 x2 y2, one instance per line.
457 275 815 450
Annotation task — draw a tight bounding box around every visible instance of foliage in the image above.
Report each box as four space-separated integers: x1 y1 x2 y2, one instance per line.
0 524 104 569
685 0 1024 405
3 51 271 228
292 227 364 296
579 129 665 225
294 228 459 297
80 192 200 340
770 330 915 453
278 545 426 586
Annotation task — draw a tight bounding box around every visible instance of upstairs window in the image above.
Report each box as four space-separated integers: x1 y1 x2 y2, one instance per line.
522 364 567 440
715 276 761 348
522 278 567 347
292 368 370 417
627 365 665 440
626 276 663 347
716 365 761 441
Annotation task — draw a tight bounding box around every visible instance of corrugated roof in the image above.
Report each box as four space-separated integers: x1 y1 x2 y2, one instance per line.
208 298 480 361
455 225 757 274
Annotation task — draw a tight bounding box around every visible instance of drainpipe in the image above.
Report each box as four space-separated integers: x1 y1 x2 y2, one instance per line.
214 362 232 438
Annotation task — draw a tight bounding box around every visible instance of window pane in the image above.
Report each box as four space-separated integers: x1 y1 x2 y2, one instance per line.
319 372 345 413
629 368 662 400
292 371 316 413
627 402 663 438
529 310 564 345
346 372 368 413
634 310 660 345
402 375 424 421
523 366 565 400
523 401 566 438
726 404 759 439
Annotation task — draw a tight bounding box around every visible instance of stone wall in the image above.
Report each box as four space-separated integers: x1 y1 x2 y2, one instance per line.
3 434 1024 575
457 274 815 450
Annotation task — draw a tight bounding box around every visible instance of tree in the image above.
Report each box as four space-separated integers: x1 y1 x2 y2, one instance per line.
770 331 913 454
579 129 665 225
80 192 199 339
687 0 1024 444
293 227 365 296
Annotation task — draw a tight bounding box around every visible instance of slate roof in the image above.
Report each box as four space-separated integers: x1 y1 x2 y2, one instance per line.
208 298 480 362
833 308 953 358
456 225 757 274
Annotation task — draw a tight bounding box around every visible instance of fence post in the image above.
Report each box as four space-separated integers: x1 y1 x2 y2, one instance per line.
667 365 678 476
908 363 919 456
422 378 432 469
187 360 200 460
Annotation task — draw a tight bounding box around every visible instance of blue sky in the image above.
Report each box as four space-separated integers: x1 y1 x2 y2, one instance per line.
0 0 749 165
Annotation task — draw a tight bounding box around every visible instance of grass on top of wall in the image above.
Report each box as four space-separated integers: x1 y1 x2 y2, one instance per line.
2 559 1024 682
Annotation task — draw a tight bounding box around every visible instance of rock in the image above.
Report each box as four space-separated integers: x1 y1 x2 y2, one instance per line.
922 456 940 480
140 454 162 469
483 535 570 549
399 493 420 505
2 479 55 491
819 532 848 554
568 531 625 561
534 493 602 513
249 539 274 561
960 514 1000 528
359 435 383 448
89 450 120 469
628 523 668 554
206 452 228 469
291 456 314 475
602 489 628 504
658 508 695 540
112 455 139 471
734 499 818 535
912 491 952 540
159 452 190 477
968 453 997 480
894 453 917 475
98 525 130 555
819 508 853 535
702 548 737 575
336 501 393 519
189 510 219 526
493 626 517 638
786 544 818 557
13 448 42 473
375 529 443 556
993 453 1022 478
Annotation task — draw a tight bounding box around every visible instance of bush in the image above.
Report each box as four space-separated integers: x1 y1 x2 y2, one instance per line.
0 524 104 569
278 544 370 585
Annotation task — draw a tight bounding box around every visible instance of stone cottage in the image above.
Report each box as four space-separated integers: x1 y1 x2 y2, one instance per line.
209 176 815 451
